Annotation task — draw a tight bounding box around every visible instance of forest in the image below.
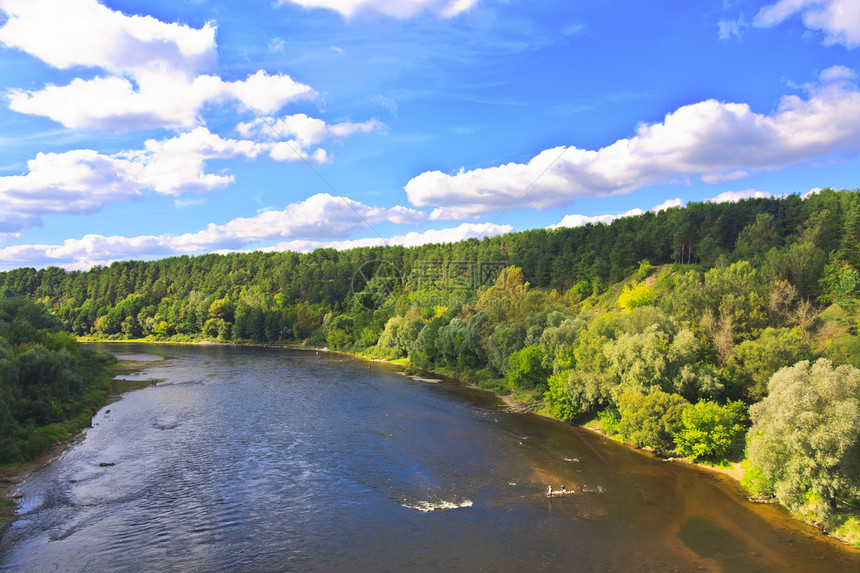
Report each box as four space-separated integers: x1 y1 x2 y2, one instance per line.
1 188 860 541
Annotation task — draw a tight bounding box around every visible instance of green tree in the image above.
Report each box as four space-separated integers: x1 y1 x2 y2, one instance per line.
506 345 551 391
675 400 746 463
475 266 529 323
618 390 690 452
735 212 780 259
747 359 860 519
208 298 235 322
407 315 449 368
728 327 811 401
436 318 467 368
539 316 586 372
377 316 407 357
544 371 577 420
487 322 526 375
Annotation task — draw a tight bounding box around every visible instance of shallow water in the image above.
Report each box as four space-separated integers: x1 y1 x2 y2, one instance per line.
1 344 859 572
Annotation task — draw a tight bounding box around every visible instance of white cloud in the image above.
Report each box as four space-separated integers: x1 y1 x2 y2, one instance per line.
549 197 687 230
0 0 216 76
0 149 145 232
0 128 265 232
275 0 479 19
0 0 315 131
268 37 286 53
0 117 390 234
237 114 385 162
718 16 747 40
372 95 398 116
0 193 429 270
548 208 643 230
706 189 774 203
406 67 860 220
701 169 750 183
170 192 424 250
754 0 860 48
651 197 685 211
8 69 315 132
123 127 264 195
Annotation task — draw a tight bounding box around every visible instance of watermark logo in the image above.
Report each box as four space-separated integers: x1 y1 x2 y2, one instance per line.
352 260 403 311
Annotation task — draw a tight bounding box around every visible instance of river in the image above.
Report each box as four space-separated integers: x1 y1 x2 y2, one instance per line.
1 343 859 572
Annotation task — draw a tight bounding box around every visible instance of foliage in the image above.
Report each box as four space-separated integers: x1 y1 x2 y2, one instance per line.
617 281 654 312
539 316 586 372
675 400 747 462
0 298 108 464
747 359 860 520
597 408 622 435
633 259 652 281
544 371 577 420
617 390 690 452
728 327 811 401
487 322 526 376
506 345 551 391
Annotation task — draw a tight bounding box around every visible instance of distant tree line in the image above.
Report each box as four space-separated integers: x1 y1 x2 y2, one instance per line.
1 189 856 347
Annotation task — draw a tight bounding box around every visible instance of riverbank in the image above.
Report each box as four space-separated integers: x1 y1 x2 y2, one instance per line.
0 356 167 540
0 434 84 537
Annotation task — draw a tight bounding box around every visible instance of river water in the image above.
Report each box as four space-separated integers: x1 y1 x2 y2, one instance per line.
1 343 859 572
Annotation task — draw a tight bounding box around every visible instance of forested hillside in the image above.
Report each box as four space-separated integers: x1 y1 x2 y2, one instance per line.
2 188 860 538
1 189 857 345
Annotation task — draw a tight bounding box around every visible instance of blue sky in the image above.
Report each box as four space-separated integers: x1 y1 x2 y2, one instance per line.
0 0 859 270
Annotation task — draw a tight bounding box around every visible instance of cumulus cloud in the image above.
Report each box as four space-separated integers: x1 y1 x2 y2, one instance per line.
406 67 860 220
0 149 146 232
0 0 216 75
651 197 685 212
0 0 314 130
754 0 860 48
706 189 774 203
548 208 644 230
0 193 430 270
7 69 314 132
266 222 512 253
171 192 424 250
237 114 385 162
0 128 266 232
0 118 388 234
275 0 479 19
548 191 777 230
